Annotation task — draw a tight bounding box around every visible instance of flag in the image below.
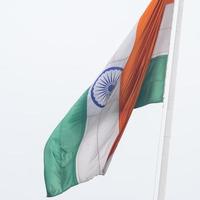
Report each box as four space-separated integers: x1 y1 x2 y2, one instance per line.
44 0 174 197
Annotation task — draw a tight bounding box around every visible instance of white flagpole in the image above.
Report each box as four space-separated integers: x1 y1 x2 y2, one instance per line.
153 0 184 200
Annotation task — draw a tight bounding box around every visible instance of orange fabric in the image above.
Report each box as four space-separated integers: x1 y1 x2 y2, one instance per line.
108 0 174 158
165 0 174 3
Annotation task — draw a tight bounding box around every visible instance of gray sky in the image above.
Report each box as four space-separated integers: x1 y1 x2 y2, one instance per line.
0 0 200 199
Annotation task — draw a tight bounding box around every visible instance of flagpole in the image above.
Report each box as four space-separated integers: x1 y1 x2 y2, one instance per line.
153 0 184 200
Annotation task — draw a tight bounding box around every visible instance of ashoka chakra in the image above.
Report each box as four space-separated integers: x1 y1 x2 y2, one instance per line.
91 67 122 108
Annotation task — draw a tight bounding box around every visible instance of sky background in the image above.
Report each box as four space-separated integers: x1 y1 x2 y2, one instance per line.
0 0 200 199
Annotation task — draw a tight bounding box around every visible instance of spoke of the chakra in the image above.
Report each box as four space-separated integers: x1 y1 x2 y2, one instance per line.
113 71 116 80
98 91 106 96
97 81 106 86
106 73 111 83
97 92 107 99
109 75 113 83
102 77 108 86
96 93 106 98
115 73 118 81
97 88 107 93
97 86 105 92
100 94 107 100
115 76 118 82
98 97 106 105
98 83 107 88
100 95 107 102
99 89 107 96
102 76 109 84
110 72 113 82
96 88 107 93
100 78 108 86
95 90 105 96
97 84 107 89
96 88 105 92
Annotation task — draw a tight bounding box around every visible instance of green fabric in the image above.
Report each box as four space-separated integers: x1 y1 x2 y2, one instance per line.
44 90 88 197
135 55 168 108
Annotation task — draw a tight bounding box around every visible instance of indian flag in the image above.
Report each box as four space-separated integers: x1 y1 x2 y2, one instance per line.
44 0 174 197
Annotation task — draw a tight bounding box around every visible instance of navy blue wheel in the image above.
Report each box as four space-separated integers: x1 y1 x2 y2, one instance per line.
91 67 123 108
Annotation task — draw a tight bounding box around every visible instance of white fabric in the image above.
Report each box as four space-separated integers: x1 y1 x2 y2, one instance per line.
152 4 174 58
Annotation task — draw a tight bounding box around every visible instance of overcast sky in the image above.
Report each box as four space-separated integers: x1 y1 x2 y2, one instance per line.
0 0 200 199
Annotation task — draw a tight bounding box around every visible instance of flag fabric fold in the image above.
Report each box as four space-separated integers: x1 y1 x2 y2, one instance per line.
44 0 174 197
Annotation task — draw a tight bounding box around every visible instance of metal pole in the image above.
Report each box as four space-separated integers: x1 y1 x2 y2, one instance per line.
154 0 184 200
